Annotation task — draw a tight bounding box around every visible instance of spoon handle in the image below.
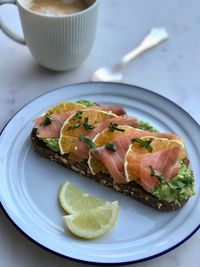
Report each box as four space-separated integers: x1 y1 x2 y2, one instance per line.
121 27 169 66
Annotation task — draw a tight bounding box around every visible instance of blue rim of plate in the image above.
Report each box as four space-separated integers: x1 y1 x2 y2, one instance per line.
0 82 200 266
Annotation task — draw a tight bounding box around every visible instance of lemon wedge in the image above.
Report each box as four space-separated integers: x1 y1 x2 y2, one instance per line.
59 180 108 214
59 181 119 239
63 201 119 239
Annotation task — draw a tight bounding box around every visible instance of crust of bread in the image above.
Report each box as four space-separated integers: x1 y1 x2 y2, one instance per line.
30 128 189 211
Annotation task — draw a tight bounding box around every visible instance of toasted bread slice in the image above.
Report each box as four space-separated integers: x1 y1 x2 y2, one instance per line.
31 128 190 211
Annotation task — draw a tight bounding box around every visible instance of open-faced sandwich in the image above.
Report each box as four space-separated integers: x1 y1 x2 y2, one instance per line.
30 100 194 211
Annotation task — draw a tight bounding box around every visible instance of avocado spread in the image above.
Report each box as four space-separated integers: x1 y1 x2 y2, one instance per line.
138 121 159 132
43 138 59 152
76 99 96 107
151 162 194 204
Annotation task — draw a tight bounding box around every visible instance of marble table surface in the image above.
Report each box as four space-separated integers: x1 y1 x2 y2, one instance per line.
0 0 199 266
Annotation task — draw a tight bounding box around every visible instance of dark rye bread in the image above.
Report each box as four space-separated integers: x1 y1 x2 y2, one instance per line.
31 128 189 211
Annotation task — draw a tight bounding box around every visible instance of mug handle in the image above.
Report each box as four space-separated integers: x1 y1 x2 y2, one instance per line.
0 0 26 44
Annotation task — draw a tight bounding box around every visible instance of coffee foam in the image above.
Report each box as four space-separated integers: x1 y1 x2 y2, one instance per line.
23 0 88 16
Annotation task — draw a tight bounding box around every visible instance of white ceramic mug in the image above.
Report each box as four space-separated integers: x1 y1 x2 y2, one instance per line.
0 0 99 71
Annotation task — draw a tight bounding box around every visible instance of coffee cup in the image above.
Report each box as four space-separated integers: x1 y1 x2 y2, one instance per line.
0 0 99 71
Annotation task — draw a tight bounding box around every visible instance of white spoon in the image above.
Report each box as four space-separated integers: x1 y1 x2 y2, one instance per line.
91 27 169 82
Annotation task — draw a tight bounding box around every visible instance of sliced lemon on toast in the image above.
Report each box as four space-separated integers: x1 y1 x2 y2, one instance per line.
45 102 86 116
59 109 117 156
129 136 185 159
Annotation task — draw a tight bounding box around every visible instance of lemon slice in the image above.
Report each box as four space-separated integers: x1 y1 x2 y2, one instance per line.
124 136 185 182
88 126 134 175
59 180 109 214
45 102 86 116
63 201 119 239
59 109 117 156
132 136 185 159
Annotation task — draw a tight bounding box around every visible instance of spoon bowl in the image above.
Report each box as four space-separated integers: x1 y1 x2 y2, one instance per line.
91 28 169 83
91 65 123 82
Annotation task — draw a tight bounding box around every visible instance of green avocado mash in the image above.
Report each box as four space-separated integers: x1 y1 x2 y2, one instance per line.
151 162 194 204
138 120 159 132
76 99 96 107
43 138 59 152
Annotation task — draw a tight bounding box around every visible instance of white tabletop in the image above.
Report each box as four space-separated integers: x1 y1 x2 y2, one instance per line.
0 0 200 266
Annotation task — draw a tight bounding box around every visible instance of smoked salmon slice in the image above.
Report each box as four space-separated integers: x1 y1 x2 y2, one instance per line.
72 115 139 160
90 129 181 184
35 112 72 138
126 146 181 192
34 105 127 138
87 115 138 137
91 135 131 183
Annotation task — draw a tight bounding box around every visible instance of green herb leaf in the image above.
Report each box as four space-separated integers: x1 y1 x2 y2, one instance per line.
149 166 164 183
108 123 125 132
105 143 116 152
173 181 186 189
131 138 153 152
79 135 96 149
71 111 83 120
83 117 95 130
68 121 81 130
40 115 52 126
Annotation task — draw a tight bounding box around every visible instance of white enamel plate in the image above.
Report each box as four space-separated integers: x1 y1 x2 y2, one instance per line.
0 83 200 265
